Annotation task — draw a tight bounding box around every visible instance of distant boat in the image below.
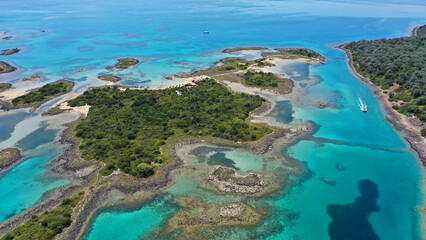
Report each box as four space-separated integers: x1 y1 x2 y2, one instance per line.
203 31 209 34
361 105 367 112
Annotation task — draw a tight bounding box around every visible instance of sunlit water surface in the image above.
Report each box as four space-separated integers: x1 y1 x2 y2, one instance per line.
0 0 425 239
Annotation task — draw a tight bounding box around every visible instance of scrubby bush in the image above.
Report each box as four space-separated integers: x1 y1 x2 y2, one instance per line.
68 79 271 178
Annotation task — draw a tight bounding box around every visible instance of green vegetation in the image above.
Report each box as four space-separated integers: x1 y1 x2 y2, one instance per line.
277 48 323 60
421 129 426 137
0 148 20 166
244 71 282 88
106 58 139 69
0 83 11 92
1 192 84 240
218 65 236 71
1 48 20 56
396 103 422 115
216 58 272 72
221 47 268 53
68 79 271 178
344 25 426 132
11 81 73 106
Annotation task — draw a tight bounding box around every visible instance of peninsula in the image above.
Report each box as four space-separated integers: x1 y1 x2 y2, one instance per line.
339 25 426 161
0 80 74 111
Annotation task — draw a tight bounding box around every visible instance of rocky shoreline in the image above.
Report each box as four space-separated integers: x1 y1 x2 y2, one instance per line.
0 48 20 56
63 79 313 239
0 61 17 74
0 48 317 239
337 42 426 163
105 58 139 69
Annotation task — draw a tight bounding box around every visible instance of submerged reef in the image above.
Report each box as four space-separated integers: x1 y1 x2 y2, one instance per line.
163 197 264 238
97 75 122 82
22 74 44 82
207 167 277 195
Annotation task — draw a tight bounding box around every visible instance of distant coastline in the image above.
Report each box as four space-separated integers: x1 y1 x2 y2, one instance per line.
337 26 426 164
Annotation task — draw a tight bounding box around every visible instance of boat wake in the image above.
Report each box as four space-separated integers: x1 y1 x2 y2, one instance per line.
357 97 367 112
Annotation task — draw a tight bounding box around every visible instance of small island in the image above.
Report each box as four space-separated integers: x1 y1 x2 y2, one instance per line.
1 80 74 110
1 48 20 56
105 58 139 69
0 148 22 173
0 61 17 74
97 75 122 82
222 47 268 53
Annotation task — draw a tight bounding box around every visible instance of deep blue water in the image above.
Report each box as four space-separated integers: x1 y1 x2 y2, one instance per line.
0 0 425 239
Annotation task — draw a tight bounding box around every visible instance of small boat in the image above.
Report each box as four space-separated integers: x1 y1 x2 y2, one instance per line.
361 105 367 112
203 31 209 34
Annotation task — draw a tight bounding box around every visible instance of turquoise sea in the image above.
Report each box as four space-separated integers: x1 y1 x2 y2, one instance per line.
0 0 425 239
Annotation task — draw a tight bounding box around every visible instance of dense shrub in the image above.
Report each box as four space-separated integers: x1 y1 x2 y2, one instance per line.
1 192 84 240
68 79 271 178
12 81 71 105
244 71 281 88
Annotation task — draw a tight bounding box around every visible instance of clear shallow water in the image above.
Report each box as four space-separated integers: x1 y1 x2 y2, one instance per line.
0 144 69 222
84 197 176 240
0 0 425 239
